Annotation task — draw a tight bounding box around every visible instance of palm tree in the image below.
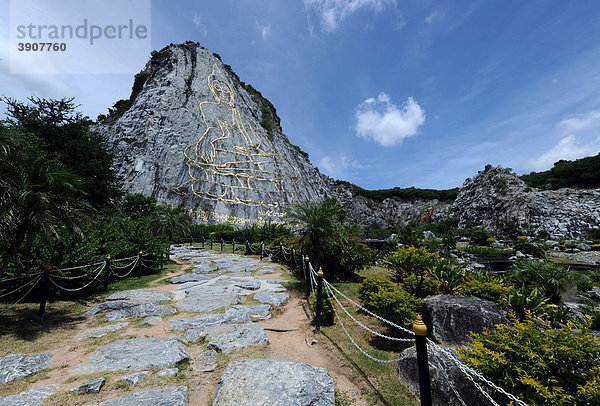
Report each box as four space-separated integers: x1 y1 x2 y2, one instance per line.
0 140 92 276
149 205 193 242
285 198 346 272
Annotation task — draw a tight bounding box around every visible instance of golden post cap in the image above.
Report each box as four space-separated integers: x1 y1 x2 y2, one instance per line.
107 254 111 260
305 255 309 261
317 267 324 277
139 250 143 255
413 314 427 336
44 262 51 271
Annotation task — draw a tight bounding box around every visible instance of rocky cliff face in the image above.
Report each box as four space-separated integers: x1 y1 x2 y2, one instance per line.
449 166 600 239
94 43 329 225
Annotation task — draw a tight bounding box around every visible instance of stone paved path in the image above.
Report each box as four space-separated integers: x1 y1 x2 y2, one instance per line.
0 245 335 405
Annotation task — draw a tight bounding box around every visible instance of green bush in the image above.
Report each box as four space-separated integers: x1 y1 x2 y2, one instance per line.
384 246 439 282
461 278 510 304
577 277 594 292
462 245 512 255
309 291 335 326
509 259 575 303
504 284 551 319
402 274 440 298
429 259 465 294
358 277 421 328
458 319 600 405
320 235 376 281
513 241 546 259
465 227 491 245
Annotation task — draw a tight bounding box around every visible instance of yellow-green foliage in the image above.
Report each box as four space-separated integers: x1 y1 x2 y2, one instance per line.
486 237 497 244
384 246 439 281
458 320 600 406
461 279 510 304
517 235 528 241
357 277 421 328
592 244 600 251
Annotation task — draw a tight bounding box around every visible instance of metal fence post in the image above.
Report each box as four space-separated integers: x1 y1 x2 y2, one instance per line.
260 242 264 260
245 240 250 255
291 249 296 272
201 238 205 248
233 240 236 253
221 239 224 251
160 251 164 271
137 250 143 279
38 262 51 321
210 239 213 250
304 255 311 299
315 267 324 333
413 315 432 406
103 255 111 293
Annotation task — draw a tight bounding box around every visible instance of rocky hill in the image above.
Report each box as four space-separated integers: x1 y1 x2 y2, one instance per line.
447 165 600 240
96 42 600 239
94 42 329 226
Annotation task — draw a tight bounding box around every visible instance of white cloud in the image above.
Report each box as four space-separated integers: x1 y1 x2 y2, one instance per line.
355 93 425 147
304 0 395 32
529 135 600 171
255 22 271 40
425 9 442 25
318 153 363 178
557 109 600 134
192 15 208 36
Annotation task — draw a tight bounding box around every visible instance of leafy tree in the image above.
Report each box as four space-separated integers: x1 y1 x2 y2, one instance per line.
509 260 575 303
121 193 157 220
2 96 121 208
286 198 346 272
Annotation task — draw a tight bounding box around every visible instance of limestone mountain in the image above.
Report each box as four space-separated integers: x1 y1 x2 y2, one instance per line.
94 42 329 226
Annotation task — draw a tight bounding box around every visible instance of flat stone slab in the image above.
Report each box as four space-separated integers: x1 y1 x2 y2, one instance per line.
170 304 272 332
106 289 174 303
86 301 177 320
120 371 148 386
177 293 242 313
254 290 290 306
0 384 61 406
168 274 212 284
257 269 274 274
193 350 218 372
76 323 129 339
205 322 269 354
0 353 53 384
158 368 178 377
234 280 261 290
73 338 189 372
213 359 334 405
96 386 188 406
70 377 106 394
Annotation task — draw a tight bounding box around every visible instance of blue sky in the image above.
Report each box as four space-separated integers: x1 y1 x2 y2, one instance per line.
2 1 600 189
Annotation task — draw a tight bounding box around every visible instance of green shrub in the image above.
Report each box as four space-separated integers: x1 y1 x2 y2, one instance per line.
402 274 440 298
384 246 439 282
513 241 546 259
458 319 600 406
461 278 510 304
504 284 551 319
509 259 575 303
462 245 512 255
486 237 497 245
429 259 465 294
320 235 376 281
309 291 335 326
358 277 421 328
465 227 491 245
581 304 600 331
577 277 594 292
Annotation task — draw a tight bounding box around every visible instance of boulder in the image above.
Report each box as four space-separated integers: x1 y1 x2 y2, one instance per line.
0 384 61 406
422 295 509 345
0 353 53 384
205 322 269 354
142 316 162 326
398 346 503 406
158 368 178 377
213 359 334 405
74 338 189 372
70 377 106 394
234 280 261 290
96 386 188 406
120 371 148 386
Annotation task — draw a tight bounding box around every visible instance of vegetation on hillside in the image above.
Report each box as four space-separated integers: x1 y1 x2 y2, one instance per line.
521 153 600 190
334 180 459 202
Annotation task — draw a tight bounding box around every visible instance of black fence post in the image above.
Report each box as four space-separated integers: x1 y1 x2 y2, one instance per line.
221 239 224 251
413 315 432 406
304 255 311 299
260 242 264 260
201 238 205 248
280 245 284 263
291 249 296 272
245 240 250 255
137 251 143 279
38 262 51 321
315 267 324 333
210 239 213 250
103 255 111 293
160 251 164 271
